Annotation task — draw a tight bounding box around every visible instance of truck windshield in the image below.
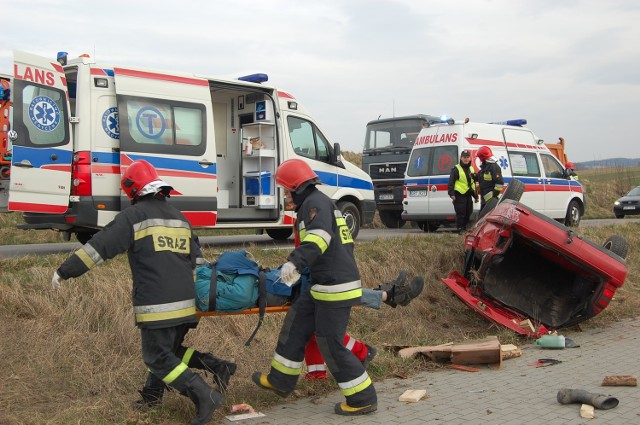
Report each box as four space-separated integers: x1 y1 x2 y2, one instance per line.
364 119 423 151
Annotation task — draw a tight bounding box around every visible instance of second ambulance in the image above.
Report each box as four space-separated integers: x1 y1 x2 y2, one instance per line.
402 118 584 231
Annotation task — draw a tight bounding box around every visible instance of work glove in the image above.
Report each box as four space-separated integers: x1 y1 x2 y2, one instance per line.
51 271 63 290
280 261 301 287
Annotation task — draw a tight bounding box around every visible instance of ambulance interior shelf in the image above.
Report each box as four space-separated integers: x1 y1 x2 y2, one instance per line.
241 122 276 209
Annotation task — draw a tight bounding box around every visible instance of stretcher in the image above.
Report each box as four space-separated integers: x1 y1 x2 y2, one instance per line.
196 305 290 317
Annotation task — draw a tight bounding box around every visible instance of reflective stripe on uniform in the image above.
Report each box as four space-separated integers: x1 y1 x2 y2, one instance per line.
134 224 192 241
134 218 191 233
345 335 356 351
338 371 373 397
307 364 327 372
134 299 196 323
483 192 494 201
310 280 362 302
75 243 104 269
162 362 188 384
271 352 303 376
494 183 504 192
182 347 195 365
302 228 331 253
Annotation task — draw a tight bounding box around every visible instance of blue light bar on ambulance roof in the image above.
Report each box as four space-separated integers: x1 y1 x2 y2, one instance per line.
439 115 455 125
490 119 528 126
238 73 269 83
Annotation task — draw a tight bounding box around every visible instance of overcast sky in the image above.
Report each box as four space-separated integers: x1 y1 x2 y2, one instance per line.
2 0 639 162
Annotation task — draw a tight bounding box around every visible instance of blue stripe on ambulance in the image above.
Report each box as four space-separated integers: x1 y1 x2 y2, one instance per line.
316 170 373 191
12 146 73 168
125 154 217 176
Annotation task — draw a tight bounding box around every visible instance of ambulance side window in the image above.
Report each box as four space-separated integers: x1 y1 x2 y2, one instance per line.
288 116 330 163
406 145 457 177
540 153 565 179
509 151 541 177
14 82 69 147
118 96 205 156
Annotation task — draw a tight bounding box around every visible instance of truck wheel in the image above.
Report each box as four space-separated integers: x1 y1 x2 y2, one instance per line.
564 200 582 227
266 228 293 240
76 232 95 245
603 235 629 259
338 201 361 239
418 221 439 232
500 178 525 202
615 214 624 219
379 210 406 229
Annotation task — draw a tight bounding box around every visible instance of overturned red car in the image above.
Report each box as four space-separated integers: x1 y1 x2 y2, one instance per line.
442 186 628 338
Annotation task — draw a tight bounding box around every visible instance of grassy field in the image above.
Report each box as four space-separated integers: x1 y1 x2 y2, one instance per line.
0 166 639 424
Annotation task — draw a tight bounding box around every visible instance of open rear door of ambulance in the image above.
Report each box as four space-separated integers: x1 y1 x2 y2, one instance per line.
9 50 73 214
113 67 218 226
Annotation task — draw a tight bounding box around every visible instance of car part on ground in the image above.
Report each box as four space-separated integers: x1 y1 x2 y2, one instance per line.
441 199 628 338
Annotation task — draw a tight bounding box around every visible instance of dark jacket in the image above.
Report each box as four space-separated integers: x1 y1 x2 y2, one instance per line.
288 186 362 307
476 161 504 203
57 195 198 329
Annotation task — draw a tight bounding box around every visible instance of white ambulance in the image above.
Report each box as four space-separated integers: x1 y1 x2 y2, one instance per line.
8 51 374 243
402 118 584 231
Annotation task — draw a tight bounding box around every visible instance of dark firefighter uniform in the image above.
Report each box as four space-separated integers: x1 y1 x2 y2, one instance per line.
448 163 477 230
266 187 377 408
56 195 203 394
476 161 504 209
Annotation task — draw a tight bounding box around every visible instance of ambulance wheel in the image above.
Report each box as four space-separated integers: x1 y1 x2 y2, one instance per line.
418 221 439 232
338 201 361 239
266 228 293 240
76 232 95 245
603 235 629 259
500 178 525 203
564 200 582 227
615 214 624 219
478 197 499 220
379 210 406 229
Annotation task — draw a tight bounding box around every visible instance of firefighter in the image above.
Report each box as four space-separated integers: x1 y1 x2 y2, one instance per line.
252 159 378 415
447 150 479 232
51 160 231 425
566 162 580 181
475 146 504 210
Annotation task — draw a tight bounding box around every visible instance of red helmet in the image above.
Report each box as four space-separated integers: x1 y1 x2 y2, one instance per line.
275 159 319 191
121 160 162 200
565 162 575 170
477 146 493 162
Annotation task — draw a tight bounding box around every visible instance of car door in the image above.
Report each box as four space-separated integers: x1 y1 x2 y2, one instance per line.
539 152 569 218
508 150 545 211
113 67 218 226
9 50 73 214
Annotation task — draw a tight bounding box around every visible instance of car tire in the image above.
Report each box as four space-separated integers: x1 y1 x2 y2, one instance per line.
615 214 624 219
603 235 629 259
564 199 582 227
478 197 499 220
379 210 406 229
338 201 361 239
418 221 439 232
266 228 293 240
500 178 525 202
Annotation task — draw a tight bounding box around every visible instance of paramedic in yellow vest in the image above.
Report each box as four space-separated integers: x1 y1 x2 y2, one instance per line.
447 150 479 232
475 146 504 210
51 160 230 425
252 158 377 416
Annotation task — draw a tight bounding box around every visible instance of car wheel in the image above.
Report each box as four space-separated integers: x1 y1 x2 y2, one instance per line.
379 210 406 229
478 197 499 220
338 201 361 239
500 178 525 202
418 221 439 232
564 200 582 227
603 235 629 259
266 228 293 240
615 214 624 219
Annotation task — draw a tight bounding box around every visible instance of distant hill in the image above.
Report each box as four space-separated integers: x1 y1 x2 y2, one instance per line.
576 158 640 170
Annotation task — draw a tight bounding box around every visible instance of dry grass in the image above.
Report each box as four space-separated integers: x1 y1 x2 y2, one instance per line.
1 223 639 424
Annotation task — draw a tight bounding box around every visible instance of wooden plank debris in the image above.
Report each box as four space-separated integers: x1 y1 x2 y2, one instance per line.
398 336 501 367
399 389 428 402
500 344 522 360
580 404 595 419
601 375 637 386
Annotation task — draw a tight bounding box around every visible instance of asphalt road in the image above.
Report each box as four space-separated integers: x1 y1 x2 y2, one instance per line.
0 218 638 258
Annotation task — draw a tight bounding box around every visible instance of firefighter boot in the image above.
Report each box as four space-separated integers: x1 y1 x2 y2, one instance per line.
199 353 237 392
334 401 378 416
133 385 164 410
381 273 425 308
251 372 291 398
557 388 619 410
183 374 224 425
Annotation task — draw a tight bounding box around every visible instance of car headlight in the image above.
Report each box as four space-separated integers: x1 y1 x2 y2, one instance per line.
614 201 621 206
